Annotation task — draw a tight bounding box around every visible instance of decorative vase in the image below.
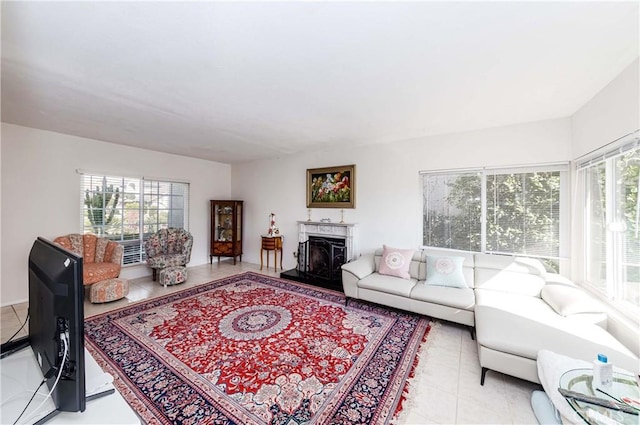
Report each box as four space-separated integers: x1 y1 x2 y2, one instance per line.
268 213 279 236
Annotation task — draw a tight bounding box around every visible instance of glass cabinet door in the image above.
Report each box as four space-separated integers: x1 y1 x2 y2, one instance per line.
236 203 242 242
214 203 233 242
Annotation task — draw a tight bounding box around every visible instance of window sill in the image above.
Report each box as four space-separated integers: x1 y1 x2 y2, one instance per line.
578 281 639 327
122 262 145 268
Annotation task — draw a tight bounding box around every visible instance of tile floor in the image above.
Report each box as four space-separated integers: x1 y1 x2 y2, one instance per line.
1 261 541 424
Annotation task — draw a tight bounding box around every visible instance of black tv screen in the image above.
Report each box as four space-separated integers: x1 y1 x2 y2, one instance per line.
29 237 86 414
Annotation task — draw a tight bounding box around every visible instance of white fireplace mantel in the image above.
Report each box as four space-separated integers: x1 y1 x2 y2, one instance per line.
297 221 358 261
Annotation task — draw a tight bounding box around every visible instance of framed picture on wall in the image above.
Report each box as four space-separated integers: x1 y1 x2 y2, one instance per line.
306 164 355 208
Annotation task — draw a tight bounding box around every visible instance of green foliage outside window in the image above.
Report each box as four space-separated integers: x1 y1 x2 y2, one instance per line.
424 170 562 272
84 184 120 235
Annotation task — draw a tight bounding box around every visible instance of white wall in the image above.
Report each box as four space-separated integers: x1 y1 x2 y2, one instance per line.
0 123 232 306
570 58 640 356
0 134 3 306
232 117 573 271
572 58 640 159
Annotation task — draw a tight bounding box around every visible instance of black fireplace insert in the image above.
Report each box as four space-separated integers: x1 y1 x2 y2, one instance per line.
297 236 346 282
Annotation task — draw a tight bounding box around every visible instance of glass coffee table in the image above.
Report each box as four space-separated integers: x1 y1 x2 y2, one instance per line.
559 368 640 424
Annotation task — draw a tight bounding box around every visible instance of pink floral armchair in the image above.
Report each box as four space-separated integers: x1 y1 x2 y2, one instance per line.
53 233 123 285
144 228 193 281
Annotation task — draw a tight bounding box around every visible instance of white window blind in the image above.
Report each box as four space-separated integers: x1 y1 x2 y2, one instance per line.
80 173 189 265
485 169 561 258
422 163 568 271
423 171 482 251
579 130 640 311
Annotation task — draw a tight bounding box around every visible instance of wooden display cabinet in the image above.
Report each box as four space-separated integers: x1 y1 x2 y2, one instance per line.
210 200 243 264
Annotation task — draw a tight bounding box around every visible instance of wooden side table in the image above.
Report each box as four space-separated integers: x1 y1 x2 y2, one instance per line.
260 235 283 272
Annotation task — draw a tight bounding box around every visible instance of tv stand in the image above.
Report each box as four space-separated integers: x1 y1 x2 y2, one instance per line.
0 335 30 359
32 388 117 425
1 346 139 424
86 388 116 402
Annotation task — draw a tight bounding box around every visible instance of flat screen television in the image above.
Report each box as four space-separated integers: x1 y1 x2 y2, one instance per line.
28 237 86 416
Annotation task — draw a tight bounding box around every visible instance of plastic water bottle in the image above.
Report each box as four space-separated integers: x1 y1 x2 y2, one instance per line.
593 354 613 389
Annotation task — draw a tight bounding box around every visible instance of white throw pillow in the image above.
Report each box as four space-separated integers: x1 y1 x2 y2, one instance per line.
541 284 605 316
425 255 467 288
378 245 414 279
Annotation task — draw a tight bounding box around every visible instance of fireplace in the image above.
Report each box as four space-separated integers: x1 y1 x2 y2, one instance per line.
280 220 358 291
298 236 347 281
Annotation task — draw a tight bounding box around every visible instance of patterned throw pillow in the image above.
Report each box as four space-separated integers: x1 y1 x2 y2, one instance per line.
425 255 467 288
378 245 415 279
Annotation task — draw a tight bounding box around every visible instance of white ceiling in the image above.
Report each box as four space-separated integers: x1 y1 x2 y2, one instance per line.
2 1 638 164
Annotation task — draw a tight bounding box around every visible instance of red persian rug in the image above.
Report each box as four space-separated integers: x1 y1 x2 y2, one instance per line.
85 272 430 425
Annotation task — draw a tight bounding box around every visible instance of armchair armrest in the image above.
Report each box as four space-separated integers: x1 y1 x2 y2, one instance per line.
182 236 193 263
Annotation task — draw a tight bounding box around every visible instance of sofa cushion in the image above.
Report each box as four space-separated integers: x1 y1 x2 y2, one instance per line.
563 312 608 329
53 234 85 257
474 253 546 296
541 284 605 316
146 254 189 269
544 273 577 288
378 245 415 279
411 283 475 310
83 262 121 285
104 240 118 263
159 266 188 287
93 237 121 263
95 237 109 263
425 255 467 288
82 234 98 263
358 273 417 297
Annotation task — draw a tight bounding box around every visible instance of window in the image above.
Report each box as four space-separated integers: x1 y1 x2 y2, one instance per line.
423 171 482 251
422 164 568 271
81 173 189 265
579 131 640 311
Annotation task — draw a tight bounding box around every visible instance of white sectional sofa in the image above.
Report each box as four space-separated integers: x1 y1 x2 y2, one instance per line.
341 247 640 385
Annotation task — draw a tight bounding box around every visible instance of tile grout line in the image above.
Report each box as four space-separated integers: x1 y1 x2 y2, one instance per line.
16 304 28 337
3 306 21 342
11 306 18 327
455 328 463 424
505 374 520 424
